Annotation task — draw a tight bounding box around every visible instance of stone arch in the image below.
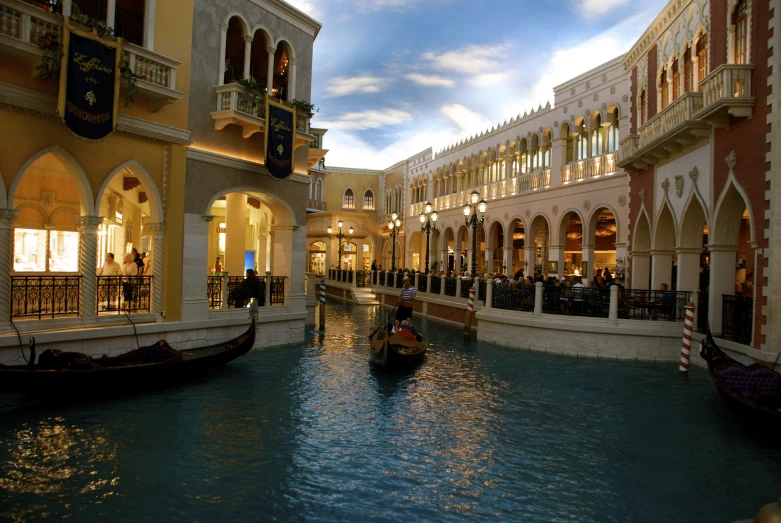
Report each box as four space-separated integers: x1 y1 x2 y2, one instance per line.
653 200 678 251
9 145 94 215
556 208 585 246
633 208 652 253
586 204 620 245
14 202 48 226
273 37 296 60
0 168 6 208
224 11 250 36
487 219 504 249
712 177 754 246
49 206 79 228
204 186 297 226
558 121 570 140
95 160 164 223
678 192 709 249
528 213 550 244
250 25 273 47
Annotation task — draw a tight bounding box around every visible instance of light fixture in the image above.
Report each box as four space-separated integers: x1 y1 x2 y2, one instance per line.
391 212 398 221
425 202 433 214
420 213 426 224
337 220 343 229
470 191 480 204
327 226 332 235
478 199 487 214
431 211 438 223
388 221 395 231
348 227 354 235
394 218 401 228
463 204 471 217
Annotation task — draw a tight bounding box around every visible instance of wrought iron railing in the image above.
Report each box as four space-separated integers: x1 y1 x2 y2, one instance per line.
543 286 610 318
356 270 367 288
619 290 691 321
445 277 457 297
418 275 428 293
96 276 152 314
207 276 222 309
493 283 535 312
478 280 487 303
460 279 473 299
721 294 752 345
271 276 285 305
696 292 709 334
347 271 353 284
11 275 80 319
396 275 404 289
227 276 265 308
379 271 386 286
430 276 442 295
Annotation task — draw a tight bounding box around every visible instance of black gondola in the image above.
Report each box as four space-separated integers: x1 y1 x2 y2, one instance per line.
700 329 781 426
368 304 426 370
0 320 256 395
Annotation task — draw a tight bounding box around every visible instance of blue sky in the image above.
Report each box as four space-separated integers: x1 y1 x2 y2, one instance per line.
287 0 671 169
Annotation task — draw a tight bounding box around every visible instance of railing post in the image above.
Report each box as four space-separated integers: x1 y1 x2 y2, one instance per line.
265 271 272 307
426 273 432 294
391 271 397 288
609 285 619 324
440 275 446 296
414 272 419 289
691 289 699 333
76 216 103 322
455 277 462 299
534 282 543 316
0 210 18 330
352 270 358 288
486 278 494 309
221 271 229 309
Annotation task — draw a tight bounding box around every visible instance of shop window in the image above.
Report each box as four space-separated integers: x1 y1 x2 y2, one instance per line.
13 228 79 272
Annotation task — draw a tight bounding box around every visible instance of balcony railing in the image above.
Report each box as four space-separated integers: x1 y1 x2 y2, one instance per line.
560 152 618 184
721 294 752 345
227 275 265 308
638 92 706 152
493 283 535 312
270 276 285 305
410 201 425 217
517 169 551 192
212 83 265 137
430 275 441 294
619 290 692 321
307 199 326 211
697 64 754 122
433 169 551 211
96 276 151 314
207 275 222 309
10 275 80 319
445 277 457 297
617 135 641 169
295 112 310 135
0 0 181 108
379 212 404 225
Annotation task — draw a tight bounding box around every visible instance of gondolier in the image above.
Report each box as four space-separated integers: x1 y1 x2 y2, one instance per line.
396 277 416 322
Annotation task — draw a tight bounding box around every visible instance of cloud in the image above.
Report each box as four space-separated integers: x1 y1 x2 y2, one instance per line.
284 0 322 20
356 0 425 12
421 43 509 73
325 75 390 97
440 104 492 135
319 109 412 130
405 73 455 87
323 128 459 169
575 0 630 19
469 72 511 87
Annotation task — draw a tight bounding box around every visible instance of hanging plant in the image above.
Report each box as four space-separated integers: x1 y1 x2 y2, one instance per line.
35 30 62 80
290 99 317 115
120 58 142 107
69 5 114 37
236 78 267 111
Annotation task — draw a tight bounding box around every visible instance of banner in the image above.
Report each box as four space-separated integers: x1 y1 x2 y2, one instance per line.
265 99 296 179
57 20 122 142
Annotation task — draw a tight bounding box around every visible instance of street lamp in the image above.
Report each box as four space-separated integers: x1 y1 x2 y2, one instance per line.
327 219 353 270
463 190 487 279
419 202 438 274
387 212 402 271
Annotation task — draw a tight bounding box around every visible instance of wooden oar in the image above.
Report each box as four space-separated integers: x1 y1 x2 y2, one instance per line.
368 301 400 340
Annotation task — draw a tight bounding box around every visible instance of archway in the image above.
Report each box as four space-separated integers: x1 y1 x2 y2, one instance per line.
652 202 677 289
586 206 618 284
249 28 272 88
506 218 526 279
223 16 247 84
442 226 455 273
382 240 392 272
455 225 469 274
558 210 584 278
632 211 652 289
407 230 425 272
271 40 293 100
309 241 326 276
677 195 709 293
528 215 550 278
487 220 504 275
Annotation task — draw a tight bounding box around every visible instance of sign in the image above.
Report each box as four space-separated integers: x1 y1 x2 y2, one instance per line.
57 20 122 142
265 98 296 179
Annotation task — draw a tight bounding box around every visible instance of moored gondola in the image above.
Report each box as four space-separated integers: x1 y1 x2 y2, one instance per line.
700 329 781 427
0 320 256 395
368 304 426 370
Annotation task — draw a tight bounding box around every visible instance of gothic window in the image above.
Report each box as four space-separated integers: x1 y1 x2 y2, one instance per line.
697 34 708 89
733 0 748 64
684 47 693 92
343 188 354 209
363 190 375 210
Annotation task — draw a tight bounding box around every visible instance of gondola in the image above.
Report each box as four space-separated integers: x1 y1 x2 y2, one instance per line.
0 320 256 395
368 304 426 370
700 329 781 427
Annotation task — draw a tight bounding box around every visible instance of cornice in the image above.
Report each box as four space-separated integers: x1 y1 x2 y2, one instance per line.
250 0 322 38
186 147 309 184
328 166 384 176
622 0 696 69
0 82 191 145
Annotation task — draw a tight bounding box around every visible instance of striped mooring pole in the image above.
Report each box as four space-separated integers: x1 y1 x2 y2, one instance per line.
319 279 326 329
463 285 476 336
679 301 695 374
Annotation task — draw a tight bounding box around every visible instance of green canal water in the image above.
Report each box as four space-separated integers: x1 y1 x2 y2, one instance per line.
1 300 779 522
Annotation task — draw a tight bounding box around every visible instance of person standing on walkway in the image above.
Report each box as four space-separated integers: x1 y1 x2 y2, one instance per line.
396 277 416 322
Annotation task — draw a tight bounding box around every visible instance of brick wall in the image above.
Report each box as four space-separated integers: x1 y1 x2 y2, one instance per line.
647 44 658 119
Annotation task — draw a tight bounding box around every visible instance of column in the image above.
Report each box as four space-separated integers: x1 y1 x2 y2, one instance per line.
440 274 446 296
181 215 212 321
581 243 594 284
440 249 448 273
676 248 701 293
271 225 306 313
264 271 272 307
548 244 565 278
76 216 102 322
146 222 165 317
503 247 513 278
242 35 253 80
524 246 535 277
609 285 619 324
550 138 566 187
455 277 461 299
534 282 543 315
225 193 247 275
266 47 276 94
0 210 18 329
106 0 116 28
631 253 652 289
288 57 297 100
454 246 462 274
650 249 674 290
218 22 229 85
484 248 494 275
466 249 473 275
485 279 493 309
708 245 739 335
61 0 72 16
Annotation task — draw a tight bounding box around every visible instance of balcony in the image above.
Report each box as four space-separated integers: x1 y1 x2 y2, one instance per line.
633 92 709 166
0 0 182 110
561 152 618 184
432 169 552 211
307 199 326 212
697 64 754 126
617 135 642 171
378 212 403 225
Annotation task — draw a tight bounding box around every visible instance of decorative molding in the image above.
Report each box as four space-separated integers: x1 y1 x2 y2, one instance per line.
552 205 559 215
618 195 626 207
639 187 647 201
525 208 531 218
328 166 384 175
250 0 322 38
504 212 509 221
186 147 309 184
661 177 670 194
75 215 104 233
583 200 590 211
674 175 684 198
623 94 629 102
725 151 737 170
689 165 699 184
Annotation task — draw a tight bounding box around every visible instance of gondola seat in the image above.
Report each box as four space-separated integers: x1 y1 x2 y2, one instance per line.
719 366 781 398
139 342 180 363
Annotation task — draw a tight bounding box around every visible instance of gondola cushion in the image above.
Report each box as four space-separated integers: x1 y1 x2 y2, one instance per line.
719 366 781 397
138 342 180 363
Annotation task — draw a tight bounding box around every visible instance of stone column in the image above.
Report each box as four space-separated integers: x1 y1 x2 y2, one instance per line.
631 253 652 289
503 248 513 278
708 245 739 336
440 249 448 273
440 274 446 296
524 246 535 277
264 270 272 307
61 0 72 16
0 210 18 329
270 225 306 313
676 247 702 294
534 281 543 315
288 57 297 100
413 272 419 290
455 277 462 299
650 249 674 290
550 138 567 187
181 214 213 321
609 284 619 324
548 244 565 278
218 22 229 85
146 222 165 318
454 249 462 274
266 47 276 94
225 193 247 276
106 0 116 29
242 35 253 80
485 278 493 309
484 248 494 275
76 216 103 322
581 243 595 283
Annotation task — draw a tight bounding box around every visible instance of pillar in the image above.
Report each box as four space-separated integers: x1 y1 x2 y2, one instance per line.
271 225 306 313
486 278 493 309
181 214 212 321
524 246 535 276
454 248 462 274
61 0 72 16
440 249 448 274
218 22 229 85
466 249 473 275
609 285 619 324
106 0 116 29
581 243 594 284
266 47 276 94
708 245 739 336
503 247 513 277
632 253 651 289
548 244 565 278
484 248 494 275
225 193 247 276
455 277 462 299
550 138 567 187
242 35 253 80
0 210 18 329
676 248 702 293
440 274 446 296
650 249 674 290
534 281 543 315
288 57 297 100
76 216 102 322
146 222 165 317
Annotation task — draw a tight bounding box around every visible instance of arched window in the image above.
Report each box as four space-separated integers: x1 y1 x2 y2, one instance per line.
224 17 245 84
697 34 708 90
315 179 324 201
343 188 354 209
660 68 669 110
684 46 693 92
592 115 603 156
364 190 374 210
672 59 680 101
609 108 620 152
733 0 748 64
639 90 647 125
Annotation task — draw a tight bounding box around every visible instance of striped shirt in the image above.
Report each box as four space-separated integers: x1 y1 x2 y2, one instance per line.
400 286 417 305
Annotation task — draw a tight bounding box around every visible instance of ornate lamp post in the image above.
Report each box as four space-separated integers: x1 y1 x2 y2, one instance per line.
388 212 402 271
463 191 487 279
419 202 438 274
327 220 353 270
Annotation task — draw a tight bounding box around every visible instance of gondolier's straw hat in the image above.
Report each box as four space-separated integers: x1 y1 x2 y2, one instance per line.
403 277 410 282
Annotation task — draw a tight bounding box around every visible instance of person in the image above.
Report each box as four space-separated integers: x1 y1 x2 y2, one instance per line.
238 268 263 307
371 260 377 271
395 277 416 322
98 253 122 276
571 276 585 315
122 253 138 307
396 320 418 342
391 319 401 334
132 248 145 275
594 268 606 288
214 257 222 274
603 267 614 286
743 273 754 297
405 316 423 341
657 283 675 320
514 268 524 282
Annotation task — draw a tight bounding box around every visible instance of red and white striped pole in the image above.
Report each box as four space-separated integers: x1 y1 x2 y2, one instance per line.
463 285 476 336
680 302 695 374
